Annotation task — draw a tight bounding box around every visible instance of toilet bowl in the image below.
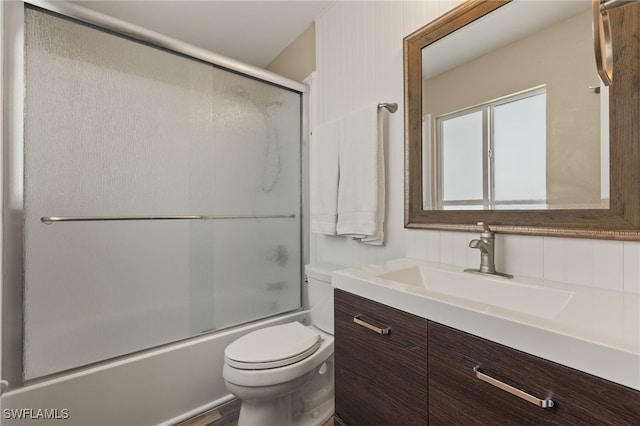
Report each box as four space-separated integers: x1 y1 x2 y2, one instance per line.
223 264 337 426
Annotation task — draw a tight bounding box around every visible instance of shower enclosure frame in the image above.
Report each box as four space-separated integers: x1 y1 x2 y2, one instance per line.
1 0 310 392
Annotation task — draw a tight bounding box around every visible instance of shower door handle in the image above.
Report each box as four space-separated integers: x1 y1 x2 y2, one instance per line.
41 215 203 224
41 214 296 224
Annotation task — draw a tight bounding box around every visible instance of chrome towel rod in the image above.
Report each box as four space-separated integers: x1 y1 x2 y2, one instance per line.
378 102 398 113
600 0 639 13
41 214 296 225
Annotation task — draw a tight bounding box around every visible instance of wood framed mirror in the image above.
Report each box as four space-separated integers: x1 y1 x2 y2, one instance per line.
404 0 639 239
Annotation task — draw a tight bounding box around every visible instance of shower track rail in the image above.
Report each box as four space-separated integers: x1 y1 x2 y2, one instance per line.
40 214 296 224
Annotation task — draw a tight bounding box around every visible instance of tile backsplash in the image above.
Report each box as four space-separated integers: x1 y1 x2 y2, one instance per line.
406 229 640 294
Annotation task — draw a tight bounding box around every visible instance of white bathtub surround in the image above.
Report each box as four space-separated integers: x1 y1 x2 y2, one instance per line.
0 311 308 426
337 103 386 245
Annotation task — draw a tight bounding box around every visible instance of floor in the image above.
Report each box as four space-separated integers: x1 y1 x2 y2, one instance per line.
176 400 335 426
176 400 240 426
322 417 335 426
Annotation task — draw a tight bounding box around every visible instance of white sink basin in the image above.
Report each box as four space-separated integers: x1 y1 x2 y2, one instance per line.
331 258 640 391
360 262 574 319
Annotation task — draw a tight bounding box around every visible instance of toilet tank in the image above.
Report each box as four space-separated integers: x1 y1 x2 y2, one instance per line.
305 264 339 335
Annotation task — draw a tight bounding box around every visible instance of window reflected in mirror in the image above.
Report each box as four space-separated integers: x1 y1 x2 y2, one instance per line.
427 87 549 210
421 1 609 212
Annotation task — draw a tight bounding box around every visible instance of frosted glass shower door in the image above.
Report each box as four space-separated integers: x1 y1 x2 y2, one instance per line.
23 8 301 380
193 68 302 332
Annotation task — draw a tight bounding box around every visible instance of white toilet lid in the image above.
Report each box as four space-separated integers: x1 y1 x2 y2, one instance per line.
224 322 321 370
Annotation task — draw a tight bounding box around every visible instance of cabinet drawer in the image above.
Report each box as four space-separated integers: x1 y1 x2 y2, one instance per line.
334 290 428 425
428 322 640 425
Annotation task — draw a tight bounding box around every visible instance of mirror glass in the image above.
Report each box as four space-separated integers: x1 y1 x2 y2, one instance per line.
421 1 609 211
405 0 640 239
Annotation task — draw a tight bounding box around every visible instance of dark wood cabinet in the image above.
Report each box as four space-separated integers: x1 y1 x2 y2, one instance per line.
428 321 640 425
334 289 428 425
334 290 640 425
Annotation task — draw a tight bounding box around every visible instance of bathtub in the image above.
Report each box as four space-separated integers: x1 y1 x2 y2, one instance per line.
0 310 309 426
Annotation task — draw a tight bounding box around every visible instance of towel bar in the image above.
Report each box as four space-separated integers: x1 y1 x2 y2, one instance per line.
378 102 398 113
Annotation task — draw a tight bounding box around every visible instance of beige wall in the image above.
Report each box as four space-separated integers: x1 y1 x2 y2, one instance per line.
424 10 603 207
266 22 315 82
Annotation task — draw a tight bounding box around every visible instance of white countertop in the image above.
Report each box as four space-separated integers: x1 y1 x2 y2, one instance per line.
332 258 640 391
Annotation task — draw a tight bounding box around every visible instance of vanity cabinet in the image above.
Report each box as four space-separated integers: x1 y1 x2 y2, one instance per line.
334 289 640 425
334 289 428 425
429 322 640 425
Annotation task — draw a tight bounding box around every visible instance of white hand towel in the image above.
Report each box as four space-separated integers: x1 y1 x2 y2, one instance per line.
310 118 341 235
360 111 386 246
336 103 385 245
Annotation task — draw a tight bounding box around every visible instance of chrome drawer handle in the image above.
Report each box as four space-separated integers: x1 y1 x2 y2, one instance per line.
473 366 554 409
353 315 391 335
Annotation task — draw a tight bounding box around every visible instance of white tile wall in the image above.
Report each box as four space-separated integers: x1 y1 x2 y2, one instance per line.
406 230 638 292
624 242 640 294
565 238 592 286
591 240 624 291
313 0 639 294
543 237 567 282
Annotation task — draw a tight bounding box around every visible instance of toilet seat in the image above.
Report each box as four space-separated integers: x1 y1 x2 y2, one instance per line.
224 322 321 370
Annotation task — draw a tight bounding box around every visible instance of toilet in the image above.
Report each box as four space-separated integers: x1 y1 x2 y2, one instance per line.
223 264 336 426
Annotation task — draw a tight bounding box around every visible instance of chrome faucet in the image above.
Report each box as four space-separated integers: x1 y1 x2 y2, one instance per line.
465 222 513 279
